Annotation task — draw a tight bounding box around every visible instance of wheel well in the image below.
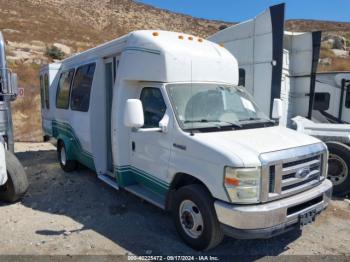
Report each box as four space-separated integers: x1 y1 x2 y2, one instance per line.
165 173 211 211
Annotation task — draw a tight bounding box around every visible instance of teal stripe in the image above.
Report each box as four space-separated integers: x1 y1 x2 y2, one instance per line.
114 165 169 196
52 120 95 170
51 120 168 196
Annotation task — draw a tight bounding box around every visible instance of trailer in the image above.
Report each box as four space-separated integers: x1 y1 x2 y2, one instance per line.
208 4 350 196
40 30 332 250
0 32 28 202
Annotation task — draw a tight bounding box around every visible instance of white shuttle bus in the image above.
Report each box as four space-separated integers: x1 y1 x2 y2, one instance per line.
40 30 332 250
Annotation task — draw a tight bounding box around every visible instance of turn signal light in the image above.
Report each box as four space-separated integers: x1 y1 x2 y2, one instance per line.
178 35 184 40
224 177 240 186
152 32 159 37
188 36 193 41
198 38 203 42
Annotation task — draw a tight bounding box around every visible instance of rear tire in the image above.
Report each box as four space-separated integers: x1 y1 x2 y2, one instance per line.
0 151 28 203
57 141 77 172
326 142 350 196
172 184 224 251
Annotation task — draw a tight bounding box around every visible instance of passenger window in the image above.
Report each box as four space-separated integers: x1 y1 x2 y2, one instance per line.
140 87 166 128
40 75 45 109
44 74 50 109
313 92 330 111
239 68 245 86
70 63 96 112
56 70 75 109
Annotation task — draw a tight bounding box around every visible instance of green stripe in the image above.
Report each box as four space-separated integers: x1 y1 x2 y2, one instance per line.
115 165 169 196
51 120 169 196
52 120 95 170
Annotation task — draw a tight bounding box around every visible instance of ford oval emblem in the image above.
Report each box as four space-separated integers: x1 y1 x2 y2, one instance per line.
295 167 310 179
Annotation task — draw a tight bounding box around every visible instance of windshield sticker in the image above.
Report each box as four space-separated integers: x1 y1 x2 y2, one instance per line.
241 97 256 112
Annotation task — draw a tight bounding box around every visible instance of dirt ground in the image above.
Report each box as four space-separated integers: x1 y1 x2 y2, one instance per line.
0 142 349 257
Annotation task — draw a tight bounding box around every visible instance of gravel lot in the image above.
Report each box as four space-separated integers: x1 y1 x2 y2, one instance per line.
0 143 349 257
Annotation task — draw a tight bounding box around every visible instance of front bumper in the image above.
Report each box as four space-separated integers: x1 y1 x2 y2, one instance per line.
214 179 332 239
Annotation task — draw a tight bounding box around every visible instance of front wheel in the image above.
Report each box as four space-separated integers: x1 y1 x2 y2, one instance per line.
326 142 350 196
172 184 223 251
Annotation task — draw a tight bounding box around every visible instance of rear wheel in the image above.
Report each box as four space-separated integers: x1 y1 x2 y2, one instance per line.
326 142 350 196
0 151 28 203
172 184 223 251
57 141 77 172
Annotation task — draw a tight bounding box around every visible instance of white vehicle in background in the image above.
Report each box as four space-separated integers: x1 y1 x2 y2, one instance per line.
209 3 350 196
0 32 28 203
40 30 331 250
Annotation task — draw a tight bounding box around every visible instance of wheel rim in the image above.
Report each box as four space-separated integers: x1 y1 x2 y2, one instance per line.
328 153 348 186
60 146 67 166
179 200 204 239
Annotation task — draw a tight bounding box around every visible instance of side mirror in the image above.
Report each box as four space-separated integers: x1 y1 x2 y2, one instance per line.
124 99 144 128
272 98 283 119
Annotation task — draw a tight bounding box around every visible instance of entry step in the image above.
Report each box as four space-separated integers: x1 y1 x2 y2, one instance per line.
124 184 165 209
98 174 119 190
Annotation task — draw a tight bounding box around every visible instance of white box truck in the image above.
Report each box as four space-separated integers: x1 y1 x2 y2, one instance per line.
40 30 332 250
209 3 350 196
0 31 28 203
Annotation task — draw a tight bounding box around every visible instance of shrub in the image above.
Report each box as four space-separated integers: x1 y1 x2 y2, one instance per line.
45 45 65 60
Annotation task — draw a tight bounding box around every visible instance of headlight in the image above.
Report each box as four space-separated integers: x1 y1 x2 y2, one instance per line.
224 167 261 203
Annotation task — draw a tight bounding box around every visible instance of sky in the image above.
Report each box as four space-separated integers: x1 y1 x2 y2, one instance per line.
137 0 350 23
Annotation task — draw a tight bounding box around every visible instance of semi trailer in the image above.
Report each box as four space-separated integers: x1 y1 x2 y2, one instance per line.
209 3 350 196
40 30 331 250
0 32 28 203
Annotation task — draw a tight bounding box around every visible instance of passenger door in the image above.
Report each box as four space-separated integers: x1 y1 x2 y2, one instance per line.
104 57 119 173
129 86 171 190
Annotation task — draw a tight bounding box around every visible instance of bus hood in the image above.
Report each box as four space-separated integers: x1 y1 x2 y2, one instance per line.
191 126 323 167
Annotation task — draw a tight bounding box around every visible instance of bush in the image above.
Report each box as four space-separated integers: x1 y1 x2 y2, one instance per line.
45 45 65 60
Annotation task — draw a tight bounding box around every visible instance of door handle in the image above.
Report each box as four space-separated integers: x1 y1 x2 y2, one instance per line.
132 141 135 151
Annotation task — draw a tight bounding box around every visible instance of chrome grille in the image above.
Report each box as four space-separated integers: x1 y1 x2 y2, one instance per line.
260 144 328 202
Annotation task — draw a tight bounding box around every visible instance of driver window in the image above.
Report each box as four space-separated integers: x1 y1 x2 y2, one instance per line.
140 87 166 128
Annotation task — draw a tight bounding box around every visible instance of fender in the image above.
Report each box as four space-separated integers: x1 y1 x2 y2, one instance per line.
0 139 7 186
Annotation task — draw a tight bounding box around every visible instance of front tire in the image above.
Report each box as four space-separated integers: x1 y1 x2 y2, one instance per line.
57 141 77 172
0 151 28 203
172 184 223 251
326 142 350 196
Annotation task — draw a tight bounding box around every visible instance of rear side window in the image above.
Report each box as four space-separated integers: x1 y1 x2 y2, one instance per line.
70 63 96 112
56 70 75 109
44 74 50 109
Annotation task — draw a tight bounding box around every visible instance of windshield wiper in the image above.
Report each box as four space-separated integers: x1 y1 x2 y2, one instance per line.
239 117 274 123
184 119 241 129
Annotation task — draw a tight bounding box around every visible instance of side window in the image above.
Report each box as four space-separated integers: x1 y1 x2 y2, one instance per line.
140 87 166 128
238 68 245 86
56 69 75 109
40 75 45 109
346 85 350 108
44 74 50 109
71 63 96 112
313 92 330 111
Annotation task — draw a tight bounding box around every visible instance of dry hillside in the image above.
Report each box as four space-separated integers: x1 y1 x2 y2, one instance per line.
0 0 349 141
